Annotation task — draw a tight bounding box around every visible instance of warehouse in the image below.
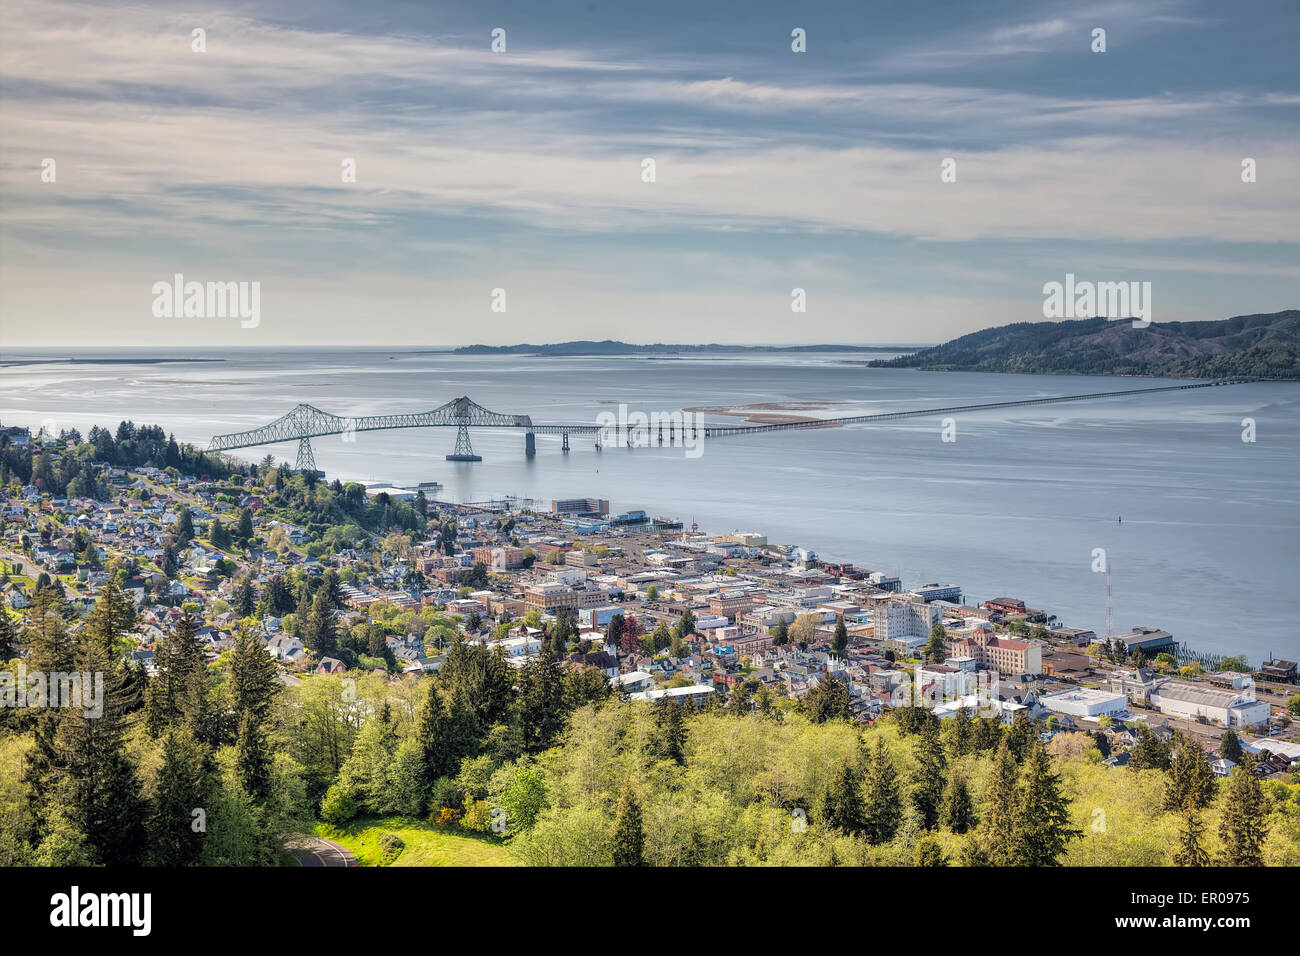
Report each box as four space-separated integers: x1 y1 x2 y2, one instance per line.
1041 687 1129 719
1149 682 1270 729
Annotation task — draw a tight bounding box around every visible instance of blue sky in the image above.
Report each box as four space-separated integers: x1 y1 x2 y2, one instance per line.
0 0 1297 346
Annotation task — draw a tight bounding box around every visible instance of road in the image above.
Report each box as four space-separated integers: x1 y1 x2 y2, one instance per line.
285 836 355 868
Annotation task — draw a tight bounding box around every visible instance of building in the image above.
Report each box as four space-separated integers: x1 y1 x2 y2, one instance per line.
523 582 607 614
910 583 963 604
1256 658 1297 682
472 545 526 570
948 630 1043 677
718 532 766 547
551 497 609 517
1112 626 1176 656
873 598 941 642
565 549 601 567
1040 687 1128 719
1149 682 1270 729
709 591 757 621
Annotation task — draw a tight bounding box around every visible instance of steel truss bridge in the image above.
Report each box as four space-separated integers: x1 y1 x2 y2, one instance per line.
207 379 1255 472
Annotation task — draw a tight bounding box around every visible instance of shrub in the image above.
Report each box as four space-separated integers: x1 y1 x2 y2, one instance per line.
320 784 358 824
378 832 404 866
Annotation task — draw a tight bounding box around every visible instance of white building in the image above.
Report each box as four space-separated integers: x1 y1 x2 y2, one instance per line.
1040 687 1128 719
1149 682 1270 729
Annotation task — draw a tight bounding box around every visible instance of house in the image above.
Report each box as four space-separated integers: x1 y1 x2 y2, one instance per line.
316 657 347 675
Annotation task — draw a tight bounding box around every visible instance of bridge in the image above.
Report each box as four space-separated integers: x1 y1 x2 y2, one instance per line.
206 379 1255 472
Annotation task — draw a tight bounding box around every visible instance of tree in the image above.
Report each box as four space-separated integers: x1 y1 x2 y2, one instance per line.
674 606 696 640
304 588 338 658
1092 730 1111 759
831 616 848 657
1012 740 1080 866
518 650 567 753
940 772 977 834
233 575 255 617
1164 734 1216 812
149 728 209 865
1129 724 1172 771
1220 729 1244 764
924 623 947 663
236 507 254 542
604 613 625 652
0 608 16 659
802 673 852 724
1287 695 1300 717
612 782 644 866
1173 810 1211 867
980 739 1019 865
1217 759 1269 866
816 758 866 835
653 697 688 765
914 835 947 866
862 739 903 844
173 506 195 543
146 609 204 735
771 616 789 646
911 718 947 830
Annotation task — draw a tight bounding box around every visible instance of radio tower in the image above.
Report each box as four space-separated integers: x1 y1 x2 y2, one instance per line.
1105 561 1113 640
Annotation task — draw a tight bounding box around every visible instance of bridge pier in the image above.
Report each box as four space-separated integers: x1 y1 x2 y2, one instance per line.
561 431 569 453
525 431 536 457
447 422 482 462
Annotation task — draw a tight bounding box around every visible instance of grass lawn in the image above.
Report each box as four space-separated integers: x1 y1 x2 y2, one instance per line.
314 817 519 867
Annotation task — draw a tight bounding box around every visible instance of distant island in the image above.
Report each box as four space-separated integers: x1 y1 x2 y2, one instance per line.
451 340 919 356
868 310 1300 379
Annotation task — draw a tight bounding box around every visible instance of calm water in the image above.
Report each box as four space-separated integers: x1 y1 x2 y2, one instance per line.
2 348 1297 665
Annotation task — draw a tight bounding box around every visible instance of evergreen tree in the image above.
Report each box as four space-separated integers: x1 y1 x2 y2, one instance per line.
146 609 203 735
674 606 696 640
1130 724 1173 771
980 739 1019 865
235 711 272 801
1217 759 1269 866
924 623 947 663
913 834 947 866
940 772 977 834
949 705 973 757
1220 729 1244 764
604 613 625 652
236 507 254 542
149 728 209 865
831 616 848 657
612 782 644 866
173 506 195 544
304 588 338 658
911 718 947 830
816 758 866 835
1012 740 1080 865
518 649 567 752
862 739 903 844
0 604 19 660
650 621 671 655
1092 730 1111 759
1173 809 1211 867
233 575 255 617
771 616 789 646
161 542 179 578
1164 733 1216 812
654 697 688 765
802 673 853 723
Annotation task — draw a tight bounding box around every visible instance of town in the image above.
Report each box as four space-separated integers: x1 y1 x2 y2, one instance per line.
3 419 1297 789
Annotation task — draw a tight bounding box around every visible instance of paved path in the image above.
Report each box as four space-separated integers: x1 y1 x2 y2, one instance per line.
286 836 356 867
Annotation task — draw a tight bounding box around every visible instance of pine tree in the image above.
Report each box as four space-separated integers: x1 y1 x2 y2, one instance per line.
83 578 135 655
950 705 973 757
1012 739 1081 865
149 727 209 865
831 616 848 657
605 613 625 652
674 606 696 640
1217 759 1269 866
612 782 644 866
772 616 789 646
233 575 255 617
816 758 866 835
940 772 977 834
1173 809 1210 867
1220 729 1243 764
1130 724 1173 771
925 623 947 663
236 507 254 542
862 739 903 844
146 609 203 736
235 711 272 801
911 718 947 830
913 834 947 866
173 506 195 544
304 588 338 657
654 697 688 765
802 673 853 723
229 626 278 721
1164 733 1216 812
0 605 17 660
980 739 1019 865
518 649 566 752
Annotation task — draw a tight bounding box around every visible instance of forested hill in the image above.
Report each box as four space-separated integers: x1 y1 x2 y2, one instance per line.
869 311 1300 379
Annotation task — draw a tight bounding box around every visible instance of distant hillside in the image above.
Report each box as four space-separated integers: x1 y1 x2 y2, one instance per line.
868 311 1300 379
453 340 912 355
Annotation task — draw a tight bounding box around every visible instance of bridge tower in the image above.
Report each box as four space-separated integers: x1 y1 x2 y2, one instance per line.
446 395 483 461
561 431 569 453
525 431 536 457
295 437 316 473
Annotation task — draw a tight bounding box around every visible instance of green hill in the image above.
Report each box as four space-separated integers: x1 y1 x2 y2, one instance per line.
870 310 1300 379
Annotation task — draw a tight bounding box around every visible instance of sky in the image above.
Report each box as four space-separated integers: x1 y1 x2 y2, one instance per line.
0 0 1297 347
